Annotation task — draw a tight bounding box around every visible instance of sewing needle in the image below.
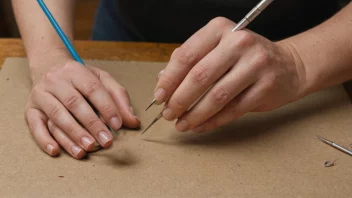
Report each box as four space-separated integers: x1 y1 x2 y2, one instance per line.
142 0 274 134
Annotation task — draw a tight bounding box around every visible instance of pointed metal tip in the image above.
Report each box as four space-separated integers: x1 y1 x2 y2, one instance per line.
142 119 156 134
316 135 323 140
145 99 156 111
141 113 163 135
142 124 152 135
316 136 334 145
317 136 327 142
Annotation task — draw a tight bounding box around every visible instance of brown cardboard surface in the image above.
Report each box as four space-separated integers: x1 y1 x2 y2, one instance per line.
0 58 352 197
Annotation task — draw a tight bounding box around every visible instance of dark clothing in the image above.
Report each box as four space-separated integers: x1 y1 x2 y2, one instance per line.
92 0 340 42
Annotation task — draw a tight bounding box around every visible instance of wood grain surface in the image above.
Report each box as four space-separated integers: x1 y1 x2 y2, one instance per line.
0 39 179 67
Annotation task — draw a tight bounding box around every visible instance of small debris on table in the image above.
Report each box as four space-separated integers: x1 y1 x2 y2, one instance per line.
324 160 335 167
6 78 9 81
58 176 64 178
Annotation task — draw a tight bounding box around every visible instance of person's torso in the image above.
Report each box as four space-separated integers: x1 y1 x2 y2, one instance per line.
115 0 339 42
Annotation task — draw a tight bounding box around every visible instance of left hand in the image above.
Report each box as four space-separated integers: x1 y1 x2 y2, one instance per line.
153 17 306 133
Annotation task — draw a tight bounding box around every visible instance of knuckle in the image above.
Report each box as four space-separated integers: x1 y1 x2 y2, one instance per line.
31 86 42 96
91 69 101 79
228 31 255 49
86 118 102 130
171 97 188 111
64 95 81 111
48 105 62 119
66 123 81 136
190 65 209 85
170 48 180 59
85 80 102 96
210 86 229 105
173 46 196 67
210 17 231 28
118 87 128 96
255 47 271 66
62 61 79 72
160 75 177 89
47 121 57 133
263 75 277 90
101 103 114 114
43 72 57 84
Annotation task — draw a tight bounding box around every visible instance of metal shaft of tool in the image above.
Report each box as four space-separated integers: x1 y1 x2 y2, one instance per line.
232 0 274 32
318 136 352 156
145 99 156 111
330 142 352 156
142 112 163 134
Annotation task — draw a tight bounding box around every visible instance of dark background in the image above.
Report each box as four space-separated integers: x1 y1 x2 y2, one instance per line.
0 0 350 40
0 0 99 40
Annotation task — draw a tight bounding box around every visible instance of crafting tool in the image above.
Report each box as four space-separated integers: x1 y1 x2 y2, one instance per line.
145 99 156 111
144 0 274 112
37 0 117 135
232 0 274 32
317 136 352 156
142 113 162 134
142 0 275 134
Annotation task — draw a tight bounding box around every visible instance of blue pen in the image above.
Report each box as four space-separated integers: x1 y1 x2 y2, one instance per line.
37 0 85 65
37 0 117 135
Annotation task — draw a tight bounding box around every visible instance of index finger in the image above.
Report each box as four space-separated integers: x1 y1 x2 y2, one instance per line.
154 17 235 104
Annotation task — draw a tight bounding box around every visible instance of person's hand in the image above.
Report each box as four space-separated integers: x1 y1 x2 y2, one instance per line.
25 57 140 159
154 17 306 133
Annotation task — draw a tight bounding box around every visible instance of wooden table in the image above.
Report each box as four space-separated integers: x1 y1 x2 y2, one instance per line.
0 39 179 67
1 38 352 100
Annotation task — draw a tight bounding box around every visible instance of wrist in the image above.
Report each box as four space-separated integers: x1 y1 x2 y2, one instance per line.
28 48 73 82
276 40 314 98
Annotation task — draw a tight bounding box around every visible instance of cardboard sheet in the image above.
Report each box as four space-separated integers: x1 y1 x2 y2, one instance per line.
0 58 352 197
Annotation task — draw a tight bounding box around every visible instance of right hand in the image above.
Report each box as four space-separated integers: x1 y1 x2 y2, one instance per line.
25 57 140 159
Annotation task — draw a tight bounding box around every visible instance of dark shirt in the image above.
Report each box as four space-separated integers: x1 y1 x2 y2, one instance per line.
114 0 339 43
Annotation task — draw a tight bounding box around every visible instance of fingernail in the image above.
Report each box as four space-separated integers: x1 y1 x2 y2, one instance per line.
129 106 135 115
193 125 205 133
162 108 175 120
81 137 94 150
154 88 166 104
110 117 122 130
177 120 189 132
99 131 112 146
134 116 141 124
47 144 54 155
71 145 83 158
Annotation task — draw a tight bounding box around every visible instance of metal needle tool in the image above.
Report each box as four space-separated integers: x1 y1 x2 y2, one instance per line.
232 0 274 32
145 99 156 111
142 112 163 134
142 0 274 134
317 136 352 156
